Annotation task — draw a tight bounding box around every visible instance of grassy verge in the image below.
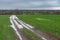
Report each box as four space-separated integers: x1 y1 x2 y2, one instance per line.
17 14 60 38
0 15 16 40
22 28 42 40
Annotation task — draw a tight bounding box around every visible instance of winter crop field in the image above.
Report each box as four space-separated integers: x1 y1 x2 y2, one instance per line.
17 14 60 38
0 15 16 40
0 15 42 40
0 15 60 40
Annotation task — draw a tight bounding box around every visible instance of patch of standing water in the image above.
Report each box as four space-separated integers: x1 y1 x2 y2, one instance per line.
36 18 50 21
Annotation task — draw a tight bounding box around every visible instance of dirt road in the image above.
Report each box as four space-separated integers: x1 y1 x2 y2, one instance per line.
10 15 60 40
10 15 31 40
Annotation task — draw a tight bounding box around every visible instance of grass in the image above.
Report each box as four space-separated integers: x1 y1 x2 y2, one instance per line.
17 14 60 38
0 15 16 40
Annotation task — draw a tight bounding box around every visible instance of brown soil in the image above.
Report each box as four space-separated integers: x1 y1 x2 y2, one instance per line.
21 20 60 40
12 20 32 40
12 17 60 40
32 28 60 40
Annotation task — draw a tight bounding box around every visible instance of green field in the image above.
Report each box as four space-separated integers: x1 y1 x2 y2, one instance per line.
0 15 16 40
17 14 60 38
0 15 60 40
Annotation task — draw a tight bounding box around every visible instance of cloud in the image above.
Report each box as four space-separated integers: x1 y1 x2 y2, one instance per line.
29 1 43 6
47 0 59 6
0 0 60 9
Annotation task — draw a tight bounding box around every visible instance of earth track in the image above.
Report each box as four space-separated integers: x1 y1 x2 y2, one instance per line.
10 15 31 40
10 15 60 40
15 15 60 40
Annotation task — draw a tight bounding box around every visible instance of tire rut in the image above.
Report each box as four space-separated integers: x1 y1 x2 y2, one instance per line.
16 18 60 40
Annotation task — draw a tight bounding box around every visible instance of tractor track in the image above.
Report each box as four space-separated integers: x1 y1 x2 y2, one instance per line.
19 20 60 40
10 15 31 40
13 20 33 40
10 15 60 40
15 15 60 40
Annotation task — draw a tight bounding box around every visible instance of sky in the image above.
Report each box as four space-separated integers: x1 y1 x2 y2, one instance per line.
0 0 60 10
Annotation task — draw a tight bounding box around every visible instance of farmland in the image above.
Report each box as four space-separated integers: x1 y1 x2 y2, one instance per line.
17 14 60 38
0 14 60 40
0 15 16 40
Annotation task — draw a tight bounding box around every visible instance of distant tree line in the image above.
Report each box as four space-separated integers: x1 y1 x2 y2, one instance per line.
0 10 60 15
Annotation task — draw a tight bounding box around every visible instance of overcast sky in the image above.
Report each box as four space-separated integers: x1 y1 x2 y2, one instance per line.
0 0 60 9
